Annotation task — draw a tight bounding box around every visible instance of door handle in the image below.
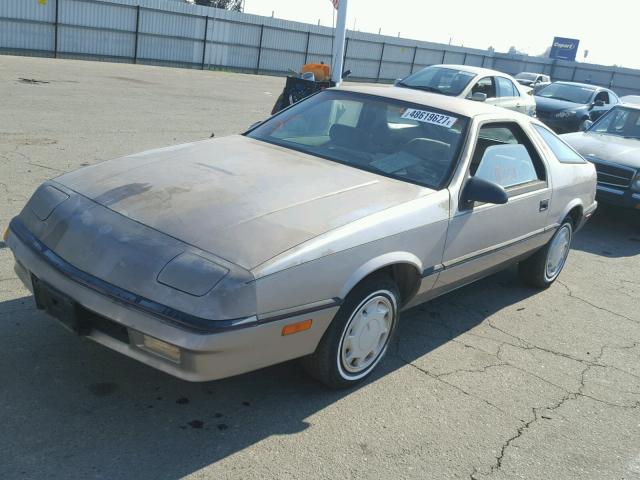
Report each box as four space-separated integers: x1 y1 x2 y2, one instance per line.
539 199 549 212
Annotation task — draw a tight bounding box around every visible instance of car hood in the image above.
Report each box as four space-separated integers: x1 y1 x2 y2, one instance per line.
534 96 584 113
562 132 640 169
56 135 429 269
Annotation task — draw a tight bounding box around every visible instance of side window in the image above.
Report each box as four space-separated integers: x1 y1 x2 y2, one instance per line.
496 77 519 97
472 77 496 99
592 108 629 134
471 123 546 189
532 124 586 164
594 91 610 104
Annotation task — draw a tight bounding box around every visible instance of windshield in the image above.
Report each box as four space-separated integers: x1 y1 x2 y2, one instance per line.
590 106 640 140
397 66 476 96
247 90 470 189
516 73 538 81
536 83 595 104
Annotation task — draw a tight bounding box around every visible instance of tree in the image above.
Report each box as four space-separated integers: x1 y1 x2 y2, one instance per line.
193 0 242 10
508 45 526 56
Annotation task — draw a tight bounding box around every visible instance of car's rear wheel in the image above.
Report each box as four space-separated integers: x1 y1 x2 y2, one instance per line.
302 275 399 389
519 217 573 288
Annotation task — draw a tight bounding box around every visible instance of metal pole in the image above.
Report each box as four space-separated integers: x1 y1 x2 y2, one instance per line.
255 24 264 74
304 30 311 64
441 49 446 63
376 42 385 82
133 5 140 64
341 37 349 78
609 68 615 88
462 52 467 65
331 0 348 84
409 46 418 74
54 0 59 58
201 16 209 70
571 65 577 81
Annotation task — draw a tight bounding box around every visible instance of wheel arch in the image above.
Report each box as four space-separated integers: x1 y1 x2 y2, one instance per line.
559 200 584 229
339 252 423 307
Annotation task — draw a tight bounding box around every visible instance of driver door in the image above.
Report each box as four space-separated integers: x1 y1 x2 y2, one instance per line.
434 121 552 291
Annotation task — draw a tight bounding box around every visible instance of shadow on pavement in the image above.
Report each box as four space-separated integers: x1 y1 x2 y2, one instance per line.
572 203 640 258
0 267 540 479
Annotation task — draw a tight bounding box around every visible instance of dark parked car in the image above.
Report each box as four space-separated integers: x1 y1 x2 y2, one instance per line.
535 82 619 133
562 104 640 210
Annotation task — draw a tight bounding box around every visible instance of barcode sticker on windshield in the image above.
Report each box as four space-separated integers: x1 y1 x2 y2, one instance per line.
401 109 458 128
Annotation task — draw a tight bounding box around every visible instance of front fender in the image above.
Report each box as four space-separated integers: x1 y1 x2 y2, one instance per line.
339 251 423 299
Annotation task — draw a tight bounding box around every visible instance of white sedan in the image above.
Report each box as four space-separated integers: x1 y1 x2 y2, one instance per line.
395 64 536 117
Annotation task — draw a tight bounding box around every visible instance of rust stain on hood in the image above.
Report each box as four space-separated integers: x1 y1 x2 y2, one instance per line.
57 135 431 269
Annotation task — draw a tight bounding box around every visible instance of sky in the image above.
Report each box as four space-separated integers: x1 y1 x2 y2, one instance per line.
243 0 640 69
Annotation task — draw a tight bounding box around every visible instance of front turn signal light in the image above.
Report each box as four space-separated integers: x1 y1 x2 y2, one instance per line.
282 319 313 336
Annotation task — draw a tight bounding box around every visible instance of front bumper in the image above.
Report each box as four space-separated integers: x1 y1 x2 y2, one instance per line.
7 223 337 382
595 185 640 209
576 201 598 231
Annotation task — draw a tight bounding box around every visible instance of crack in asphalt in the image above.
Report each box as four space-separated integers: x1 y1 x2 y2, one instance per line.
558 280 638 324
395 351 514 418
401 291 640 480
466 342 640 479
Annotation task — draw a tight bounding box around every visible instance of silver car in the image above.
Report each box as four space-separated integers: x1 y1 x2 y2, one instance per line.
5 86 596 388
395 64 537 117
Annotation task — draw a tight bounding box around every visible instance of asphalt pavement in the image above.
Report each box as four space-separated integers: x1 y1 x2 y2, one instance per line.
1 55 640 480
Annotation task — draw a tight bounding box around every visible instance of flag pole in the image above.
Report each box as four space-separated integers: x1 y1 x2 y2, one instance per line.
331 0 348 85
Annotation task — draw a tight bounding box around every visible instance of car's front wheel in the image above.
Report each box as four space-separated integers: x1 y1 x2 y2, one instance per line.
519 217 573 288
302 275 399 389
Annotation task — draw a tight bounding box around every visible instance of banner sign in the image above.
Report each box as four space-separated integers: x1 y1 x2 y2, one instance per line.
549 37 580 61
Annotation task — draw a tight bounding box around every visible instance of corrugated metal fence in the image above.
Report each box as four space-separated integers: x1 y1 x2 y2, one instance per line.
2 0 640 96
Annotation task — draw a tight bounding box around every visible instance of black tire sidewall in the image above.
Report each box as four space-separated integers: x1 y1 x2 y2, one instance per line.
543 221 573 284
305 275 400 388
335 287 398 382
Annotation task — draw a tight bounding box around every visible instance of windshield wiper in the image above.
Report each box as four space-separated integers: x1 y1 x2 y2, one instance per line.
399 83 443 94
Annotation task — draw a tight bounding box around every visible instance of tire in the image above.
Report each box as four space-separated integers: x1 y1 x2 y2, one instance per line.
519 217 574 289
302 275 400 389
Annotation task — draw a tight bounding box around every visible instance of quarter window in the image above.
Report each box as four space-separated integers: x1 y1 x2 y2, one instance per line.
471 123 546 189
532 124 586 164
496 77 519 97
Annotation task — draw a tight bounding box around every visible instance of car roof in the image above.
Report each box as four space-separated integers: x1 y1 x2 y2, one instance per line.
554 81 602 90
335 85 520 118
617 101 640 110
435 64 512 78
621 95 640 106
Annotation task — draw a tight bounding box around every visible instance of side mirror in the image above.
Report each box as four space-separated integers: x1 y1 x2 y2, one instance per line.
470 92 487 102
592 100 605 107
580 120 593 131
461 176 508 206
393 78 402 86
